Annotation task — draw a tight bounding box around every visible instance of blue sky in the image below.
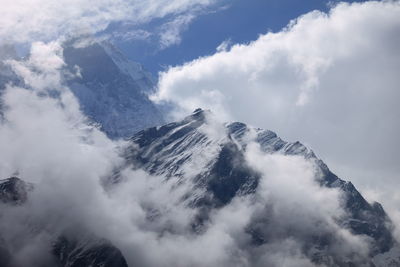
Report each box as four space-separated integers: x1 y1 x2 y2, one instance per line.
112 0 366 75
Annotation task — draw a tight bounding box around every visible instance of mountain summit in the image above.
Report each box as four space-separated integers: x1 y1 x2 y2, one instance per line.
123 108 399 266
63 40 164 138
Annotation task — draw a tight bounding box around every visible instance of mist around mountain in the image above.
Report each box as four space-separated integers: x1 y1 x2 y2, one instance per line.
0 40 164 139
0 40 399 267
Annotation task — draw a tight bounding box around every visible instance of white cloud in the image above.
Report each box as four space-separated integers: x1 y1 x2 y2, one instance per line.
6 42 65 91
0 41 117 182
0 0 216 44
244 142 371 264
0 42 125 266
153 0 400 230
159 13 195 49
113 29 153 42
216 39 232 52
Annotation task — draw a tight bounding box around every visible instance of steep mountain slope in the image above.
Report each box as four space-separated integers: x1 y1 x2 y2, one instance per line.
0 177 32 204
0 177 128 267
63 41 164 138
0 42 164 138
123 108 399 266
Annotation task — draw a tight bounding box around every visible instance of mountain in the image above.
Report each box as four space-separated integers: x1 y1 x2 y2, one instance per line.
0 109 399 266
0 41 165 138
122 108 400 266
62 40 165 138
0 41 399 265
0 177 128 267
0 177 32 204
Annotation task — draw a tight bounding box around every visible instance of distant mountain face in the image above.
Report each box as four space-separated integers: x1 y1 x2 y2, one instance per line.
62 41 165 138
0 41 165 138
123 108 399 266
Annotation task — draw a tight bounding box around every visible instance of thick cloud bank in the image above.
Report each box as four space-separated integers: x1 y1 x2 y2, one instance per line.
0 41 377 266
154 1 400 233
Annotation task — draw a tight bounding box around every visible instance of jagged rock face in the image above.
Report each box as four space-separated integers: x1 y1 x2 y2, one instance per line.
62 41 164 139
53 235 128 267
125 108 397 266
0 177 32 204
0 177 128 267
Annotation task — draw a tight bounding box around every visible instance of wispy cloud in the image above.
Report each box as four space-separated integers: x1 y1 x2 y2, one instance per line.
159 13 195 49
0 0 217 44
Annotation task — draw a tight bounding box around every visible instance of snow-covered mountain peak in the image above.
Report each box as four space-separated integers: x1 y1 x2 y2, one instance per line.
62 39 165 138
100 42 156 93
122 110 397 265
